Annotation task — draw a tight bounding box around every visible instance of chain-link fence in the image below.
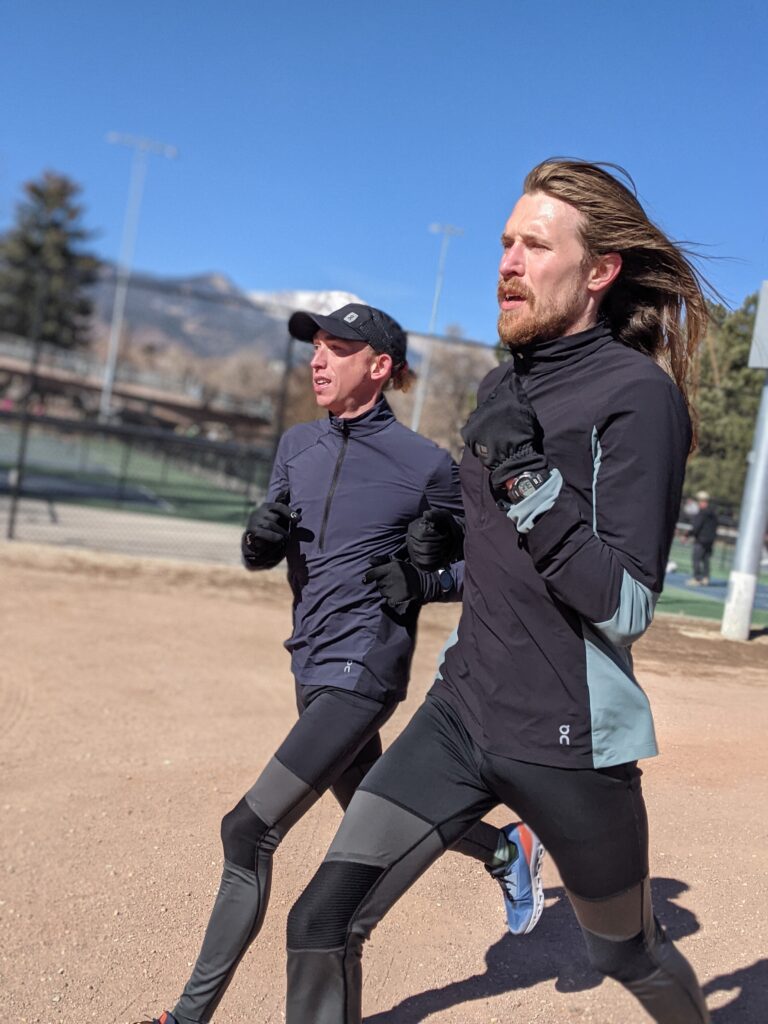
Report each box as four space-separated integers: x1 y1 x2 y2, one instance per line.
0 411 272 563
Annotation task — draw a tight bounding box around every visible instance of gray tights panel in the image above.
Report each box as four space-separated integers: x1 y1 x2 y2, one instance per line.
173 760 319 1024
173 857 272 1024
571 879 711 1024
286 791 462 1024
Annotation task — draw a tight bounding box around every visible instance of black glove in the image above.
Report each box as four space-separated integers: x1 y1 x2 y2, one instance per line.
460 372 547 493
241 499 295 568
362 556 425 613
406 509 464 571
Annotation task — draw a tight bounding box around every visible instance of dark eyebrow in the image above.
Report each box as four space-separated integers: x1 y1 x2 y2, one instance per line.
501 231 550 247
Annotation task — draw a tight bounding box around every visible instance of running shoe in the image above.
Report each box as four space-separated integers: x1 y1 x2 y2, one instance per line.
487 823 545 935
133 1013 176 1024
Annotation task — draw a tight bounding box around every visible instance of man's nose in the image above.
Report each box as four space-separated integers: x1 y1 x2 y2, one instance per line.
311 347 325 368
499 243 524 276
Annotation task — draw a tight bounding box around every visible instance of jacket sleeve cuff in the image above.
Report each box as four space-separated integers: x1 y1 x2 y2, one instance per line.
592 569 658 646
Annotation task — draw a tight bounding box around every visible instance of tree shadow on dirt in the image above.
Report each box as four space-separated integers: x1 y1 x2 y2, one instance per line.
364 877 757 1023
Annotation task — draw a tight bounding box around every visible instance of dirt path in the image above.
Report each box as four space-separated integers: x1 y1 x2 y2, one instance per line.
2 543 766 1023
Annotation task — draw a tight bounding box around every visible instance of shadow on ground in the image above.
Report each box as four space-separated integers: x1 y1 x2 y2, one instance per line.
364 878 765 1023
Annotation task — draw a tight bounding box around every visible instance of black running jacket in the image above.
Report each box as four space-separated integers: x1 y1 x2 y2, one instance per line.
431 324 691 769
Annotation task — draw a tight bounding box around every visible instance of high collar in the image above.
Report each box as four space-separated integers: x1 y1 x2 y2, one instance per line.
509 322 615 376
327 395 396 436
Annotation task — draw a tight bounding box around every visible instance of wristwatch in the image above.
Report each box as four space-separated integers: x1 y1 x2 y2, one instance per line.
506 469 551 504
437 567 455 592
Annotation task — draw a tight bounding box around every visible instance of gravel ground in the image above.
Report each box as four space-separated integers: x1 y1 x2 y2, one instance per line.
2 542 766 1024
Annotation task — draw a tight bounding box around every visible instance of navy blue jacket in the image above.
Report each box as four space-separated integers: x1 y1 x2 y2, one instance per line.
254 397 463 701
432 325 691 769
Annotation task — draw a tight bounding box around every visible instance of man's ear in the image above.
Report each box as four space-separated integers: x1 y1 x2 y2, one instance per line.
370 352 393 382
588 252 622 296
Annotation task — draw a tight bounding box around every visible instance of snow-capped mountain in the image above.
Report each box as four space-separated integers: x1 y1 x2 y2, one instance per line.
89 267 366 360
247 289 364 318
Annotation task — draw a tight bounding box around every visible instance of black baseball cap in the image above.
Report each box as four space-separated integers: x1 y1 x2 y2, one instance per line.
288 303 408 369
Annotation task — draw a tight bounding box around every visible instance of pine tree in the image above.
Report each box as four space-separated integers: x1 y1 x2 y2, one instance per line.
684 294 764 511
0 171 99 350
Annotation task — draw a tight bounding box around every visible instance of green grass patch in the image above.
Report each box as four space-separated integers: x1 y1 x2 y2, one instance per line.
658 585 768 627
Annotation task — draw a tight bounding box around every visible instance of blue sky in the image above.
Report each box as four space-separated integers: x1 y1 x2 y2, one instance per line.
2 0 766 343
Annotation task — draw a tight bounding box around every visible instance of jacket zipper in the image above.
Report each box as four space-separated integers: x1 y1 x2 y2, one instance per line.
318 421 349 550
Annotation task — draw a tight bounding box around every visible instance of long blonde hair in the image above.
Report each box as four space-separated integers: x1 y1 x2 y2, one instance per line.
524 159 714 430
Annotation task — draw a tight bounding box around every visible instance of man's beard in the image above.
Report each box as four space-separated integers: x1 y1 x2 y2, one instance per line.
497 278 584 349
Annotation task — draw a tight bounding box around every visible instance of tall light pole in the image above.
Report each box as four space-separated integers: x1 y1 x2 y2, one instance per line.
99 132 177 420
410 223 463 432
721 281 768 641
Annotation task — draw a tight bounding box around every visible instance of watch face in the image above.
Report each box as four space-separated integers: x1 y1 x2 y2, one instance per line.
437 568 454 591
510 470 549 503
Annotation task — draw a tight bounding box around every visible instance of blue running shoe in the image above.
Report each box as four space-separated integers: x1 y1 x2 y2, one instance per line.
487 823 545 935
133 1013 177 1024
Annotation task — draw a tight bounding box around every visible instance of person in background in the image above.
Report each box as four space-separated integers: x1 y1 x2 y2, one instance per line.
687 490 718 585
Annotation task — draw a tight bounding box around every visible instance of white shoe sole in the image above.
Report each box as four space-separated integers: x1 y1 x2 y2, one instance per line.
521 838 546 935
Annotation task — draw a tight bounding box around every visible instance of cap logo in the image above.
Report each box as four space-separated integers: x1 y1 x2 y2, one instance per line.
343 312 359 323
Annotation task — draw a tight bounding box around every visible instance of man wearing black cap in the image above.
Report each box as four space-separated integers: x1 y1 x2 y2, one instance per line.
140 303 543 1024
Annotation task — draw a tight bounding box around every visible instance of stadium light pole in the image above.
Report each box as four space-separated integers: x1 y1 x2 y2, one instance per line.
99 133 177 421
721 281 768 641
409 223 463 433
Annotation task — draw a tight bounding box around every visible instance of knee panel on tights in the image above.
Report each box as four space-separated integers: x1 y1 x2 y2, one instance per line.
287 860 384 950
220 797 270 869
582 917 665 984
